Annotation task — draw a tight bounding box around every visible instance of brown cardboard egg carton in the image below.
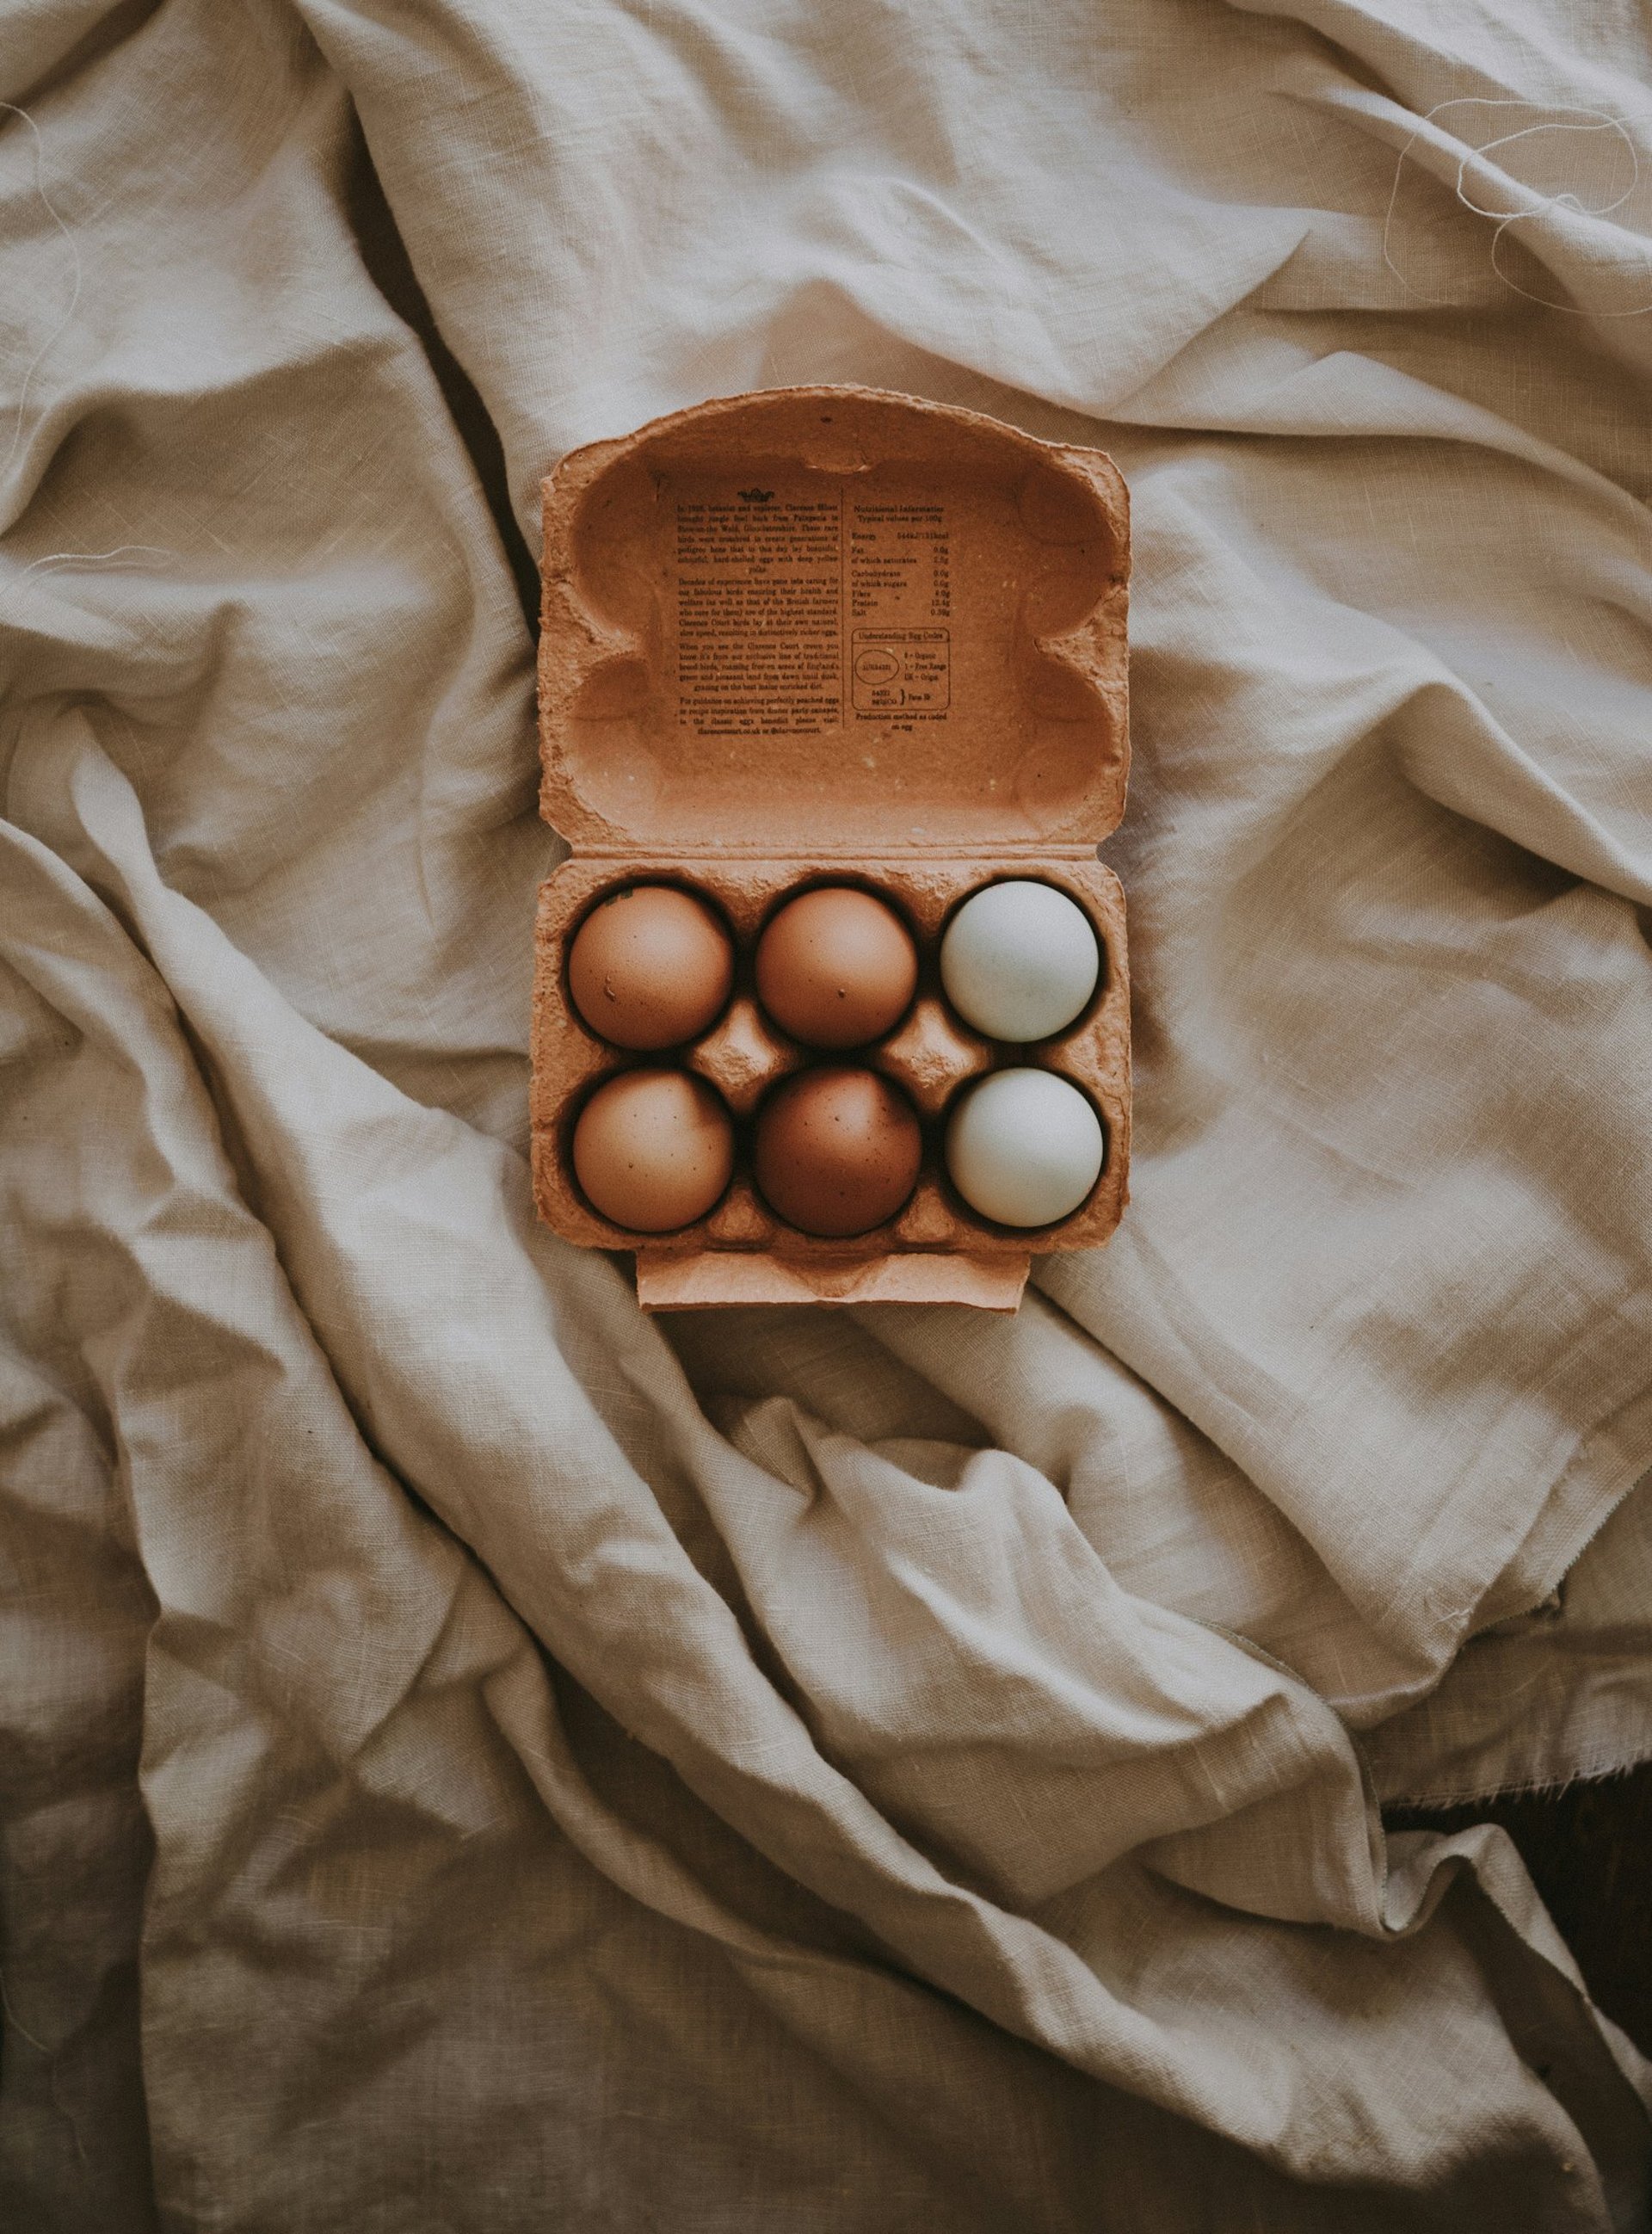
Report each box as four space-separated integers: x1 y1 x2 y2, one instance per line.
531 386 1131 1311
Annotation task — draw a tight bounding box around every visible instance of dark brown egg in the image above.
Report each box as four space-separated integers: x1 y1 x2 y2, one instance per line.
753 1067 922 1237
568 886 733 1051
572 1069 734 1231
755 887 917 1049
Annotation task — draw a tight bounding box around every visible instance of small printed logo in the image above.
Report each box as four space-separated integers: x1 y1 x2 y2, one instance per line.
737 487 774 503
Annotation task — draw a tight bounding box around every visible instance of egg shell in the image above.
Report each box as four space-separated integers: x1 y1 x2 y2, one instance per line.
572 1068 735 1231
754 1067 922 1237
940 881 1100 1044
946 1068 1103 1228
755 887 918 1049
568 885 733 1051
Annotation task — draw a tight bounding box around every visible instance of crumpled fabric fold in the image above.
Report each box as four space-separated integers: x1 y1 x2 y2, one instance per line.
3 0 1650 2226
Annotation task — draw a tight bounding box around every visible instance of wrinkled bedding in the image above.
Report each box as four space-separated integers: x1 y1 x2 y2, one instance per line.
3 0 1652 2226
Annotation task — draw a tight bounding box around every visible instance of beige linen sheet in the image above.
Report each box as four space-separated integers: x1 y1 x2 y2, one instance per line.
3 0 1651 2226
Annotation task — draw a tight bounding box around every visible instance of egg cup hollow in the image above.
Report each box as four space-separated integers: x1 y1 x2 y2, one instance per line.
937 873 1108 1046
753 884 920 1052
565 1063 737 1234
751 1064 925 1238
563 879 738 1050
939 1065 1109 1233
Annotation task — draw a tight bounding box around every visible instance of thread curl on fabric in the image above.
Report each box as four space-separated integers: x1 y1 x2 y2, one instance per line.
1383 98 1652 318
0 103 83 482
0 545 178 624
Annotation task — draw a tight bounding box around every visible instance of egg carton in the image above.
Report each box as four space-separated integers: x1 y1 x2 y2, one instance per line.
531 386 1132 1311
533 858 1128 1306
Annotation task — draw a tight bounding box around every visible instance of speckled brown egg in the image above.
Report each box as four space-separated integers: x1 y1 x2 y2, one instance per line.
572 1069 734 1231
753 1067 922 1237
755 887 917 1049
568 885 733 1051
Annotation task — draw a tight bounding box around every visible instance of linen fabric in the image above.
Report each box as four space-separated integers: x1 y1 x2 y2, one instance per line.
3 0 1651 2226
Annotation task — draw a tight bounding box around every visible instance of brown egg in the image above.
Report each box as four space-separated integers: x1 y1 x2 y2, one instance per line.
572 1069 734 1232
755 886 917 1049
568 885 733 1051
754 1067 922 1237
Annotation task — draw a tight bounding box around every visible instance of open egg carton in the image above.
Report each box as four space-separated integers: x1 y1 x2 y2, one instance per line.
531 386 1131 1311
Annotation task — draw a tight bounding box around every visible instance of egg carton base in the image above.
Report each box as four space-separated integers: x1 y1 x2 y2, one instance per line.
635 1248 1030 1312
530 853 1131 1264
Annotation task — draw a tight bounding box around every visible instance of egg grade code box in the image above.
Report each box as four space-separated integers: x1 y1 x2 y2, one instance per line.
530 385 1131 1311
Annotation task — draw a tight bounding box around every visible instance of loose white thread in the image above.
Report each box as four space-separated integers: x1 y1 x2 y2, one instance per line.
0 544 177 625
0 1966 50 2054
14 545 176 576
0 1966 89 2169
1382 97 1652 317
0 102 83 477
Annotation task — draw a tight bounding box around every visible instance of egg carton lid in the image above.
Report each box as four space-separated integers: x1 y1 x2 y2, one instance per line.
538 386 1130 859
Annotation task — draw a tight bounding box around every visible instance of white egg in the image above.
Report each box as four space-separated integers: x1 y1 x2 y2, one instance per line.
946 1069 1104 1227
940 880 1100 1042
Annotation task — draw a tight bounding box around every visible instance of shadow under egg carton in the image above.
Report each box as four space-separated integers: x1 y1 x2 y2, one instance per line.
529 855 1130 1311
